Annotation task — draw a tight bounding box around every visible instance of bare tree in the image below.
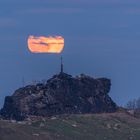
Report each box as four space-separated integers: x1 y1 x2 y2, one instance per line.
136 97 140 109
126 99 136 110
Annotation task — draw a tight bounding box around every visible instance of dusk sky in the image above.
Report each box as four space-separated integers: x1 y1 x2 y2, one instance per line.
0 0 140 107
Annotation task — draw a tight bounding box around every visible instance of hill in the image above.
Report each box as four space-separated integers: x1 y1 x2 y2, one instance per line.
0 112 140 140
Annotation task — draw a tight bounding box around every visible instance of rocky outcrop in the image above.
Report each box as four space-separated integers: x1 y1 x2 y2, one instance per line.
0 72 117 121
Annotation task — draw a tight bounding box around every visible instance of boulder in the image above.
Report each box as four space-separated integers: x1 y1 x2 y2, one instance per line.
0 72 117 121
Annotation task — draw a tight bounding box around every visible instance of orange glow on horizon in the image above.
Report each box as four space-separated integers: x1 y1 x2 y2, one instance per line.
28 35 64 53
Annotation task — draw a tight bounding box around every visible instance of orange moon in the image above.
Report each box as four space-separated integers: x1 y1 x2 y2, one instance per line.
27 35 64 53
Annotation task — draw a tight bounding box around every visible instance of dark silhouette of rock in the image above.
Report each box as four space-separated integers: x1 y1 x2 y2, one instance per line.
0 72 117 121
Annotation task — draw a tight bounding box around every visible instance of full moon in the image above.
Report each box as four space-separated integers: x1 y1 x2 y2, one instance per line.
28 35 64 53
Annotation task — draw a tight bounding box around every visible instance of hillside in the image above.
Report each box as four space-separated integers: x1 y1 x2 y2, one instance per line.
0 112 140 140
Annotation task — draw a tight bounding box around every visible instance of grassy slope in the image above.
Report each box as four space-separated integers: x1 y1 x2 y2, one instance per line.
0 112 140 140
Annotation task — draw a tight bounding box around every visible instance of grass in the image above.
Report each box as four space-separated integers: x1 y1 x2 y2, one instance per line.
0 112 140 140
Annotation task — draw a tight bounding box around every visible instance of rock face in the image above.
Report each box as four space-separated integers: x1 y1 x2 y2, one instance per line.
0 73 117 120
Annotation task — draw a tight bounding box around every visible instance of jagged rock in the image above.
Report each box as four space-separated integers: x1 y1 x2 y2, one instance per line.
0 72 117 121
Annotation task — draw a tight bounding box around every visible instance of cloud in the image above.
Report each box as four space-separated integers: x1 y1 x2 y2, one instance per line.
0 18 17 28
8 0 140 17
123 8 140 15
41 0 140 5
19 7 84 15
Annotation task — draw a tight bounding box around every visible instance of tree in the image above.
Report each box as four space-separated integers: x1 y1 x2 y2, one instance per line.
136 97 140 109
125 99 136 110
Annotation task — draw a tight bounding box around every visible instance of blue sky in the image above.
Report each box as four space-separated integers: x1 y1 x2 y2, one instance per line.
0 0 140 107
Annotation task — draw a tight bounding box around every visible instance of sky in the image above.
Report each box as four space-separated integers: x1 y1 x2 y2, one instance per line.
0 0 140 107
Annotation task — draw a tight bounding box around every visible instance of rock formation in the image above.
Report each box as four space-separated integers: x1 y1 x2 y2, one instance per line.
0 72 117 121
